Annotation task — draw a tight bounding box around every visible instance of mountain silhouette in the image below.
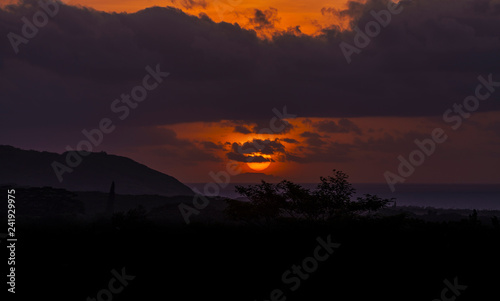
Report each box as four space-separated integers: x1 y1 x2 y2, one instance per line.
0 145 193 196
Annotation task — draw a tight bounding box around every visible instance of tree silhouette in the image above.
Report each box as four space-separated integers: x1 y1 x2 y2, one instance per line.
314 170 356 219
491 216 499 230
106 181 115 215
227 181 287 226
225 170 393 223
278 180 320 220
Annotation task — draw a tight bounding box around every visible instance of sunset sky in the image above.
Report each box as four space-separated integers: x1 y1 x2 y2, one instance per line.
1 0 352 35
1 0 500 184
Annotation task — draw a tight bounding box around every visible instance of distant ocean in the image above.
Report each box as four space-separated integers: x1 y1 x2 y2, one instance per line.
187 183 500 210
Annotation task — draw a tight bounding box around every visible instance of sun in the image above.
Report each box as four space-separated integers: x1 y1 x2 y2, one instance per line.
246 154 272 171
247 161 271 171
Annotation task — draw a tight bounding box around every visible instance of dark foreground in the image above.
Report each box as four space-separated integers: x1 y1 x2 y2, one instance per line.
3 214 500 301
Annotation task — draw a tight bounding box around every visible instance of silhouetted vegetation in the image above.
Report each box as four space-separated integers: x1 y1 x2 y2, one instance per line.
225 170 394 224
3 177 499 300
106 181 116 215
0 186 85 217
9 206 500 301
111 205 150 229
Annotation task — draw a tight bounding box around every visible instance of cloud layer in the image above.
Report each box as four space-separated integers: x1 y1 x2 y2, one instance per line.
1 0 500 132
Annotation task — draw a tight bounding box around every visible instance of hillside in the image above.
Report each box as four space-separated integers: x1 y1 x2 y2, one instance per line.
0 145 193 196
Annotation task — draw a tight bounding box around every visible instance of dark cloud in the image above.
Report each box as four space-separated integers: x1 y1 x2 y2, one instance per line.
2 0 500 153
299 131 327 147
352 130 430 153
226 152 271 163
286 141 354 163
288 129 437 163
199 141 224 150
300 132 322 138
248 7 280 31
314 118 362 135
234 125 252 134
284 25 302 35
281 138 299 144
228 119 293 135
104 126 220 162
251 119 293 134
225 138 285 161
238 139 286 154
321 1 365 20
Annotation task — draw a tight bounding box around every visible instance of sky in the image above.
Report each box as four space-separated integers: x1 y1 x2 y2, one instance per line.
0 0 351 35
1 0 500 185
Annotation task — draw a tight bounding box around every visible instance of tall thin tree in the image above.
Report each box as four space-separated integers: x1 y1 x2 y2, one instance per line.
106 181 115 215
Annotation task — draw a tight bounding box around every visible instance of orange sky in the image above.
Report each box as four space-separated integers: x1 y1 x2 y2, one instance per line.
108 112 500 184
1 0 350 35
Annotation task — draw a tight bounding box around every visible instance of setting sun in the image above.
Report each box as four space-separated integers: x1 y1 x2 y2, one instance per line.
246 154 272 171
247 161 271 171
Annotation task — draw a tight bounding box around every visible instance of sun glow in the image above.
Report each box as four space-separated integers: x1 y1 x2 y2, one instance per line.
246 154 272 171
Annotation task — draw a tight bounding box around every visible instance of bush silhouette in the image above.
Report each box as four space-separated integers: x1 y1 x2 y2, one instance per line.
225 170 393 223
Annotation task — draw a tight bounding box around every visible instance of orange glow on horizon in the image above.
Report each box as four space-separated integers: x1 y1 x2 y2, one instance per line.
160 115 441 180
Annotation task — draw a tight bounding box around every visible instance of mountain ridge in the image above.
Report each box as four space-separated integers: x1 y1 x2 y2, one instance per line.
0 145 194 196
